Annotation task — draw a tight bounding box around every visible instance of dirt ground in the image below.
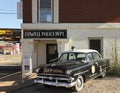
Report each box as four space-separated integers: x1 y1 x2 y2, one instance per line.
80 77 120 93
12 76 120 93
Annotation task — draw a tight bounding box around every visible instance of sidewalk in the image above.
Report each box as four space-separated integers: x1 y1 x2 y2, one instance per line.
0 54 36 93
0 72 36 93
0 54 21 61
0 54 21 66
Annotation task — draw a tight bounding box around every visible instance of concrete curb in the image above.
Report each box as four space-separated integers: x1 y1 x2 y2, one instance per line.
0 56 21 61
0 54 21 61
0 72 21 80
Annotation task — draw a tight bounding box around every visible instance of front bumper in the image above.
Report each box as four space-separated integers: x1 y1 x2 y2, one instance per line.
34 79 76 88
34 75 76 88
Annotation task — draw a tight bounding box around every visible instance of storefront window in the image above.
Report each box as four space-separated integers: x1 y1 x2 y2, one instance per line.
38 0 53 23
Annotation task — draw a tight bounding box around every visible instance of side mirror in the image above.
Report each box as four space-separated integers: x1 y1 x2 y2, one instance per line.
81 60 87 63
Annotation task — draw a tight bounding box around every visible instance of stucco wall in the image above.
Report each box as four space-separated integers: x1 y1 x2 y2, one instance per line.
66 29 120 59
36 40 57 67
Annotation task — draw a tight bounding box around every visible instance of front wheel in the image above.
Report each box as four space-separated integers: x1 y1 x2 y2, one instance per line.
73 76 84 92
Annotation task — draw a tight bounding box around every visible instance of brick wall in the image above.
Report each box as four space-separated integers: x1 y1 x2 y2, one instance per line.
59 0 120 23
23 0 32 23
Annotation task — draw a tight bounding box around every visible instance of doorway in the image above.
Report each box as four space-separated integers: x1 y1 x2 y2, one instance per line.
89 38 103 55
46 44 58 64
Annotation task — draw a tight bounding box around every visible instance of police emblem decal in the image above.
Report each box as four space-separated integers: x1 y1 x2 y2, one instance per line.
91 65 96 74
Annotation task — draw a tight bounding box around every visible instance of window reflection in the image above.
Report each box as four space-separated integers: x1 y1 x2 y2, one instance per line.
39 0 53 23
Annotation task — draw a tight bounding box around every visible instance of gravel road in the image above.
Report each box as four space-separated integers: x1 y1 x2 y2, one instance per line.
12 76 120 93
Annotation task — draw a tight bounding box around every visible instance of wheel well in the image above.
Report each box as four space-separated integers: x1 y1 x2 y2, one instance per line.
81 75 86 83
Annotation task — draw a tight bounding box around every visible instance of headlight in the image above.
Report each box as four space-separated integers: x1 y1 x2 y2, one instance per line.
35 68 40 73
65 70 71 75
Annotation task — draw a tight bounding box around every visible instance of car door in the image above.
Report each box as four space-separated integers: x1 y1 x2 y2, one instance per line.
92 52 102 74
86 53 100 78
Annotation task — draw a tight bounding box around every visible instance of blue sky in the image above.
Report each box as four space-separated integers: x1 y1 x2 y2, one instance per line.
0 0 22 28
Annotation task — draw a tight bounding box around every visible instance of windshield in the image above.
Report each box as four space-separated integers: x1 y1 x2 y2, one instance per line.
59 52 86 62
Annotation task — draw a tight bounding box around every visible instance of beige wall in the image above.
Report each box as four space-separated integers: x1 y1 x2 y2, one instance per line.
66 29 120 59
33 40 57 69
21 23 120 60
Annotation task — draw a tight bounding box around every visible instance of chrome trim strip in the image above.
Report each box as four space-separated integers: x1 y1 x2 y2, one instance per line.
38 73 69 77
34 79 76 88
89 73 97 77
74 70 89 76
37 76 71 81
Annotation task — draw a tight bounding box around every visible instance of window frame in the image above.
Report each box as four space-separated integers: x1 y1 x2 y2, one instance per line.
86 53 94 61
93 52 101 60
37 0 54 23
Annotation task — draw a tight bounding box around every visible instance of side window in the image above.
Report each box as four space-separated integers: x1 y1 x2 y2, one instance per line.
76 53 86 61
86 53 93 61
68 53 76 60
59 53 68 61
93 52 101 60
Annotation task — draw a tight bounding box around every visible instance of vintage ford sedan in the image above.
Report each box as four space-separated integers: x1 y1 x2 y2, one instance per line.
34 49 109 92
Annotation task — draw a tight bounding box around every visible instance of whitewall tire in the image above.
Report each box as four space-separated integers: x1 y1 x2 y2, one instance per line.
101 68 107 78
73 76 84 92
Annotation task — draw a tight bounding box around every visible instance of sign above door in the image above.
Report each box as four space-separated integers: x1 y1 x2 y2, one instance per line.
23 30 67 39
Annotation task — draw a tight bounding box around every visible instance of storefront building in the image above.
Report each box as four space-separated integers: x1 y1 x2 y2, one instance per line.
21 0 120 78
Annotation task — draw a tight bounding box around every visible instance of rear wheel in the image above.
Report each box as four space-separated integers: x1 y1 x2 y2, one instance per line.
73 76 84 92
101 68 107 78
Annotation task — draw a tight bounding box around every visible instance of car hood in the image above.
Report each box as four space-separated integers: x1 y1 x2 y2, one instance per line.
41 61 86 74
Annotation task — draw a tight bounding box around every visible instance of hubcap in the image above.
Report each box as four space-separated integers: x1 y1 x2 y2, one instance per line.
102 70 106 77
77 78 82 88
